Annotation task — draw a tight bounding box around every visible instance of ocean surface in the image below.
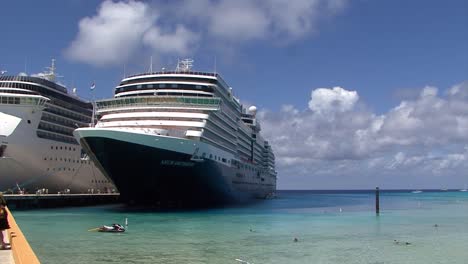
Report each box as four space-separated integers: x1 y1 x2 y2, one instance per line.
12 190 468 264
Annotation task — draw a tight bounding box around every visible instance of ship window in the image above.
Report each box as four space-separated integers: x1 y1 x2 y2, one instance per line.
147 84 153 88
137 85 142 89
159 84 166 88
222 158 226 163
27 120 31 124
171 84 178 88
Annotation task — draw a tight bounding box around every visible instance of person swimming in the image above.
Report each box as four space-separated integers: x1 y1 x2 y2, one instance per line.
294 237 299 242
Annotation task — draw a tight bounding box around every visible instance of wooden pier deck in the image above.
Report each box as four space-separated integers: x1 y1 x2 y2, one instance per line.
0 233 13 264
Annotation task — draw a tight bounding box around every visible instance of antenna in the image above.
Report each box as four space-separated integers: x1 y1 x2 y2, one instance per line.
176 58 194 72
43 59 62 82
150 56 153 73
214 56 217 74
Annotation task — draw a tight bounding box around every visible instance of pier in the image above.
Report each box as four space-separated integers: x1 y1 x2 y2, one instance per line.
4 193 120 209
0 207 40 264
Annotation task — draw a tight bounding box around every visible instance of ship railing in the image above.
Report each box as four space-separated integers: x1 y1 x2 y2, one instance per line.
95 96 221 111
125 71 217 79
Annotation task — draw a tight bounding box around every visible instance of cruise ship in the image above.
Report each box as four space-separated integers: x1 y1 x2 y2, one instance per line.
74 59 276 206
0 60 115 194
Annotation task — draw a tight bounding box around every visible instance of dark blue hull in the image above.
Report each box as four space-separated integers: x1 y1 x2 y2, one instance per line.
80 137 254 207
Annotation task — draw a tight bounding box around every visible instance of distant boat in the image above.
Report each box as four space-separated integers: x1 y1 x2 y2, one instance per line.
460 184 467 192
412 190 422 194
441 188 448 191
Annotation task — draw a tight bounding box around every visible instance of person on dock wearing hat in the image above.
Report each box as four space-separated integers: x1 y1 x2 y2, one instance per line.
0 192 11 250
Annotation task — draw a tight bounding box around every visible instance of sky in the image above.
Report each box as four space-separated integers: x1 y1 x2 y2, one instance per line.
1 0 467 189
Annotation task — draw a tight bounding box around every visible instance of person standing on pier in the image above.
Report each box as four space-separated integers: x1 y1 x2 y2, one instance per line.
0 192 11 250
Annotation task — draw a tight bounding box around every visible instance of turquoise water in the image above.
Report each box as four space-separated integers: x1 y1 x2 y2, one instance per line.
12 190 468 264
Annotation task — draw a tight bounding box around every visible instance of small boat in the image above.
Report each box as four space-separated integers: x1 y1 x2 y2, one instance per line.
411 190 422 194
98 224 125 233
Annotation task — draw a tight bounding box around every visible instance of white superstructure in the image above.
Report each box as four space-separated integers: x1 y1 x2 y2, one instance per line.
0 60 115 194
75 59 276 205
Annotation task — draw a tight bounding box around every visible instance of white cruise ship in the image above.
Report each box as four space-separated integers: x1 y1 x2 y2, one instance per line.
0 60 115 194
74 59 276 206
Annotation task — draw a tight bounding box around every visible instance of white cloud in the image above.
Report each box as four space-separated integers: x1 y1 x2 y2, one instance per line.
208 1 270 42
66 0 199 66
182 0 348 42
265 0 322 39
66 0 348 66
66 0 156 66
143 24 199 55
308 86 359 115
259 82 468 189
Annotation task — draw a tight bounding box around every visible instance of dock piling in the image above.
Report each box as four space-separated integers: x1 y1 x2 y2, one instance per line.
375 187 380 215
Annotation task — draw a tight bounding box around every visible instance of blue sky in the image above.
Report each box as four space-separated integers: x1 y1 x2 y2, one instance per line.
1 0 468 189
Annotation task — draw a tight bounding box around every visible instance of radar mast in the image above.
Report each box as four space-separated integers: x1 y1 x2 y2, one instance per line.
176 59 194 72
